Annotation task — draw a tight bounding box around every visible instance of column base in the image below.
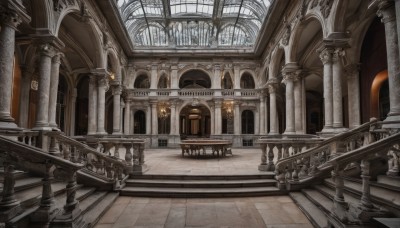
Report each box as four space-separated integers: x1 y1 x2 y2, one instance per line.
0 121 21 131
95 131 108 135
383 115 400 128
258 164 268 171
32 126 53 131
112 131 122 135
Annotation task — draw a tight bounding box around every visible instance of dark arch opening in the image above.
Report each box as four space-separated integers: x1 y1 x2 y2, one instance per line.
240 73 255 89
134 110 146 134
75 76 89 135
134 74 150 88
241 110 254 134
179 70 211 88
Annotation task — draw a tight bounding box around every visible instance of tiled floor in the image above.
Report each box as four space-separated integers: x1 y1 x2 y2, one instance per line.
96 148 313 228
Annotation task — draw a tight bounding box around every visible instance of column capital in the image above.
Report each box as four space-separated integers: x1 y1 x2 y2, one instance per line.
112 85 122 96
332 47 346 63
38 43 57 58
214 99 223 107
52 52 64 64
282 69 302 84
0 0 30 29
376 0 395 23
318 47 334 64
98 76 109 87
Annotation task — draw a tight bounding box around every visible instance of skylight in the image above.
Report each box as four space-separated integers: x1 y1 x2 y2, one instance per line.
118 0 272 48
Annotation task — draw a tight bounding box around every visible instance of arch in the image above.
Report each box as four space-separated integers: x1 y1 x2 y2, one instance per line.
240 72 255 89
134 74 150 88
75 75 89 135
221 72 233 89
179 103 211 137
106 47 121 81
158 74 169 88
269 46 285 79
179 69 212 89
178 66 212 81
370 70 389 120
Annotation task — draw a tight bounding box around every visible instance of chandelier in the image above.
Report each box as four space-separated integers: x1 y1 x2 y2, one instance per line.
158 103 170 119
223 102 234 120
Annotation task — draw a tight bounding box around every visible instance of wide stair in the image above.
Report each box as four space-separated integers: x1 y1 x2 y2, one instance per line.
121 173 283 197
0 170 119 227
289 175 400 228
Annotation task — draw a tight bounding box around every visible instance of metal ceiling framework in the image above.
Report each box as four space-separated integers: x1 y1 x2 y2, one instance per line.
118 0 272 48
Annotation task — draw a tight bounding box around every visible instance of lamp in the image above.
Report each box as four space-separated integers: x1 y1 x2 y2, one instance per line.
223 102 234 120
158 103 170 119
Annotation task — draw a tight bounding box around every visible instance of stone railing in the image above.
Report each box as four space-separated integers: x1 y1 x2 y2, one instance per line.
257 134 323 171
131 89 150 97
178 89 214 97
221 89 235 96
46 132 129 189
156 89 171 96
0 134 85 227
73 136 147 175
240 89 258 96
0 130 40 147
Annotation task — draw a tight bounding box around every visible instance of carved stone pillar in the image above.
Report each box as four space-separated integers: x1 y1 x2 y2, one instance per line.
377 1 400 124
69 88 77 136
48 52 63 128
259 95 266 135
150 64 157 96
87 74 97 135
214 64 222 96
282 69 298 134
34 43 55 130
294 74 304 134
332 48 345 128
345 64 361 129
171 65 178 96
319 47 334 131
0 3 27 129
214 100 222 135
112 86 122 134
170 101 177 135
234 101 240 135
268 79 279 135
146 104 151 135
96 75 108 135
124 99 130 135
151 101 158 135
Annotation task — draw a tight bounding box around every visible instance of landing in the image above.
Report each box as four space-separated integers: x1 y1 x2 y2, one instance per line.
143 148 268 176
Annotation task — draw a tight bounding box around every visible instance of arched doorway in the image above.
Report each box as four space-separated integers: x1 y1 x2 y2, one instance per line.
134 110 146 134
180 104 211 138
240 73 255 89
370 70 389 120
134 74 150 88
241 110 254 134
56 75 68 132
75 76 89 135
222 72 233 89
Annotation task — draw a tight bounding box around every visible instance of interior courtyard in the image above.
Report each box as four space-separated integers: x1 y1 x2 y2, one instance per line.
0 0 400 227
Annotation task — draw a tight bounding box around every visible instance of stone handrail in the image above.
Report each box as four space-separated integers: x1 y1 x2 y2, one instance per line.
125 88 262 98
0 135 84 225
46 131 129 189
178 89 214 96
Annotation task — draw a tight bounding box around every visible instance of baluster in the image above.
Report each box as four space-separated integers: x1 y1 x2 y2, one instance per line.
52 171 85 227
31 161 57 223
124 143 133 166
267 144 278 171
0 161 21 221
49 136 60 156
258 144 267 171
298 157 309 178
282 144 289 159
359 159 374 210
308 153 319 176
292 160 299 182
387 146 399 176
138 144 144 165
331 165 349 222
62 143 71 161
114 143 120 158
105 162 113 179
70 146 77 163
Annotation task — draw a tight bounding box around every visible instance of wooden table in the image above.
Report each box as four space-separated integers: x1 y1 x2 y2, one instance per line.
179 140 232 157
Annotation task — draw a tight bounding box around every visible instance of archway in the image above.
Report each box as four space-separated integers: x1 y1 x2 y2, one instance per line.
180 104 211 138
75 76 89 135
158 74 169 88
134 110 146 134
370 70 389 120
222 72 233 89
134 74 150 88
179 70 211 88
241 110 254 134
56 75 68 132
240 73 255 89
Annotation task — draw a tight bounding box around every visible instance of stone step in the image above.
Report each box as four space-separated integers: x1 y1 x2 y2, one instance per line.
377 175 400 191
0 176 43 193
324 178 400 212
0 169 31 181
301 188 333 214
83 192 119 228
120 186 282 197
126 178 277 188
289 192 329 228
131 173 275 180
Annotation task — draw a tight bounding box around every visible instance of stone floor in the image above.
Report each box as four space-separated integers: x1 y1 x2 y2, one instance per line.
96 148 313 228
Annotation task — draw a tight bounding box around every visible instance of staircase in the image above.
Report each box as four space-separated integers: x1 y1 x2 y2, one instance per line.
290 175 400 228
121 173 282 197
0 170 119 227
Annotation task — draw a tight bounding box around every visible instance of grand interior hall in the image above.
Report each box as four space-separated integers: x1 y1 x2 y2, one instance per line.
0 0 400 227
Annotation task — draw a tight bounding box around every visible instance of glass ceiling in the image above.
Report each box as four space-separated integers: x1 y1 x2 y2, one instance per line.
118 0 273 48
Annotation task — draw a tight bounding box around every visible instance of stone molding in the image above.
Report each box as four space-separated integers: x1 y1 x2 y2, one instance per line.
377 0 396 23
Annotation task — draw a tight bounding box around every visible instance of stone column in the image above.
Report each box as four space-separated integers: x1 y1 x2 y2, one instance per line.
87 75 97 135
282 72 295 134
151 101 158 135
234 65 241 96
259 95 266 135
268 80 279 135
171 65 178 96
150 64 158 96
332 48 345 128
209 103 215 135
48 52 62 128
34 44 55 129
234 101 241 135
214 100 222 135
146 105 151 135
0 5 23 129
69 88 77 136
96 75 108 135
170 101 177 135
214 65 222 96
124 99 130 135
255 109 260 135
345 64 361 129
120 100 124 134
294 75 303 134
378 1 400 123
18 67 33 128
319 47 334 131
112 86 122 134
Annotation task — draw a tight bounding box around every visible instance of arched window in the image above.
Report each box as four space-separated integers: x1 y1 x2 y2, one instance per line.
241 110 254 134
134 74 150 88
134 110 146 134
240 73 255 89
158 75 169 88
